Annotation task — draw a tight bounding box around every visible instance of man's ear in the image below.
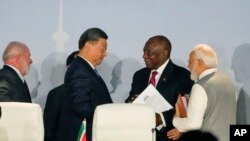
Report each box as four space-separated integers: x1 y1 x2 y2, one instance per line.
15 54 22 63
163 50 169 58
84 42 92 51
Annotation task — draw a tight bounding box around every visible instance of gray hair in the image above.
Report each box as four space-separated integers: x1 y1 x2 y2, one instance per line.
192 44 218 68
2 41 28 62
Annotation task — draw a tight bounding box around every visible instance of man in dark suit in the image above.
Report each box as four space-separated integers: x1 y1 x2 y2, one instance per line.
126 35 194 141
43 51 79 141
57 27 113 141
0 41 33 102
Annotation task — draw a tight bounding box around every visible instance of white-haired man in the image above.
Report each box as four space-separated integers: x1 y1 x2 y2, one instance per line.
0 41 33 102
167 44 236 141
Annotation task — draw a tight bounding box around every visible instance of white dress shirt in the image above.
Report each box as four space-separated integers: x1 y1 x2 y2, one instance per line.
149 59 169 86
173 68 217 132
150 59 169 129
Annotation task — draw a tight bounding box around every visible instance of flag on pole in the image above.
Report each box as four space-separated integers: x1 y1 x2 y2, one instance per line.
77 118 87 141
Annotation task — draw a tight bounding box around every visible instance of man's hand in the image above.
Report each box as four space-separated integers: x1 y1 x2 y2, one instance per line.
126 94 139 103
155 113 163 126
166 128 182 140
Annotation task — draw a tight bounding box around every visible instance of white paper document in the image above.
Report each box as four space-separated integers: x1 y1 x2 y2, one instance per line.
132 84 173 113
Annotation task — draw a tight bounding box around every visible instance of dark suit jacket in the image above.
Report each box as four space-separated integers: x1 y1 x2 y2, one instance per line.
56 56 113 141
43 84 65 141
126 60 194 141
0 65 31 102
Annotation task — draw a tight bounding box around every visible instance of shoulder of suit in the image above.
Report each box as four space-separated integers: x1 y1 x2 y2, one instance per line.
135 67 150 74
0 69 18 83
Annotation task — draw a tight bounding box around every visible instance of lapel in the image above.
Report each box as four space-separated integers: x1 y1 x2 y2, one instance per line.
156 60 175 88
77 57 108 91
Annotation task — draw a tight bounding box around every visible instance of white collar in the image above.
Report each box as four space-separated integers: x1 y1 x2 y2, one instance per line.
5 64 25 82
151 59 169 74
199 68 217 80
78 55 96 70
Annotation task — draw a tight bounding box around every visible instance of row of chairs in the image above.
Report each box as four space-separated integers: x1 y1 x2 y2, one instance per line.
0 102 44 141
0 102 156 141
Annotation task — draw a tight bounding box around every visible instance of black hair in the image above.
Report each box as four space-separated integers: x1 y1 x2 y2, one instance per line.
78 27 108 50
145 35 172 58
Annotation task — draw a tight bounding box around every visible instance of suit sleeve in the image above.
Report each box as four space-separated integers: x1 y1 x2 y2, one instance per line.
43 90 60 140
125 71 143 103
125 73 136 103
66 69 95 120
0 79 13 101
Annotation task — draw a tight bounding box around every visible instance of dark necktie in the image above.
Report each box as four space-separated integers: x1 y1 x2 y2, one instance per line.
23 80 32 102
149 71 158 87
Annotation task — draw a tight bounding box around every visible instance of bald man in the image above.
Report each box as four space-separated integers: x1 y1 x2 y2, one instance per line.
0 41 33 102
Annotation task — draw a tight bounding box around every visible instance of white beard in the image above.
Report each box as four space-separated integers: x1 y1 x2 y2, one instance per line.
22 61 30 76
190 70 198 81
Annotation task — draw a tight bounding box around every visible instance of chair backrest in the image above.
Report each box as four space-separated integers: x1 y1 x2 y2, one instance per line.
0 102 44 141
92 103 156 141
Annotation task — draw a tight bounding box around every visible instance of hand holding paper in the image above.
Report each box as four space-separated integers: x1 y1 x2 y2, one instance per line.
132 84 173 113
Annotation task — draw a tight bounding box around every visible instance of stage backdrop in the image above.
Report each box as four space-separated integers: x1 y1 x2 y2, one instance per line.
1 0 250 124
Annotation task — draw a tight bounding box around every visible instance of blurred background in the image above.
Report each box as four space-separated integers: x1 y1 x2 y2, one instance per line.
1 0 250 123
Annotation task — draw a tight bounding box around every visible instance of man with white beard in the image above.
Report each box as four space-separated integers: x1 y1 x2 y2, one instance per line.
0 41 33 102
167 44 236 141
